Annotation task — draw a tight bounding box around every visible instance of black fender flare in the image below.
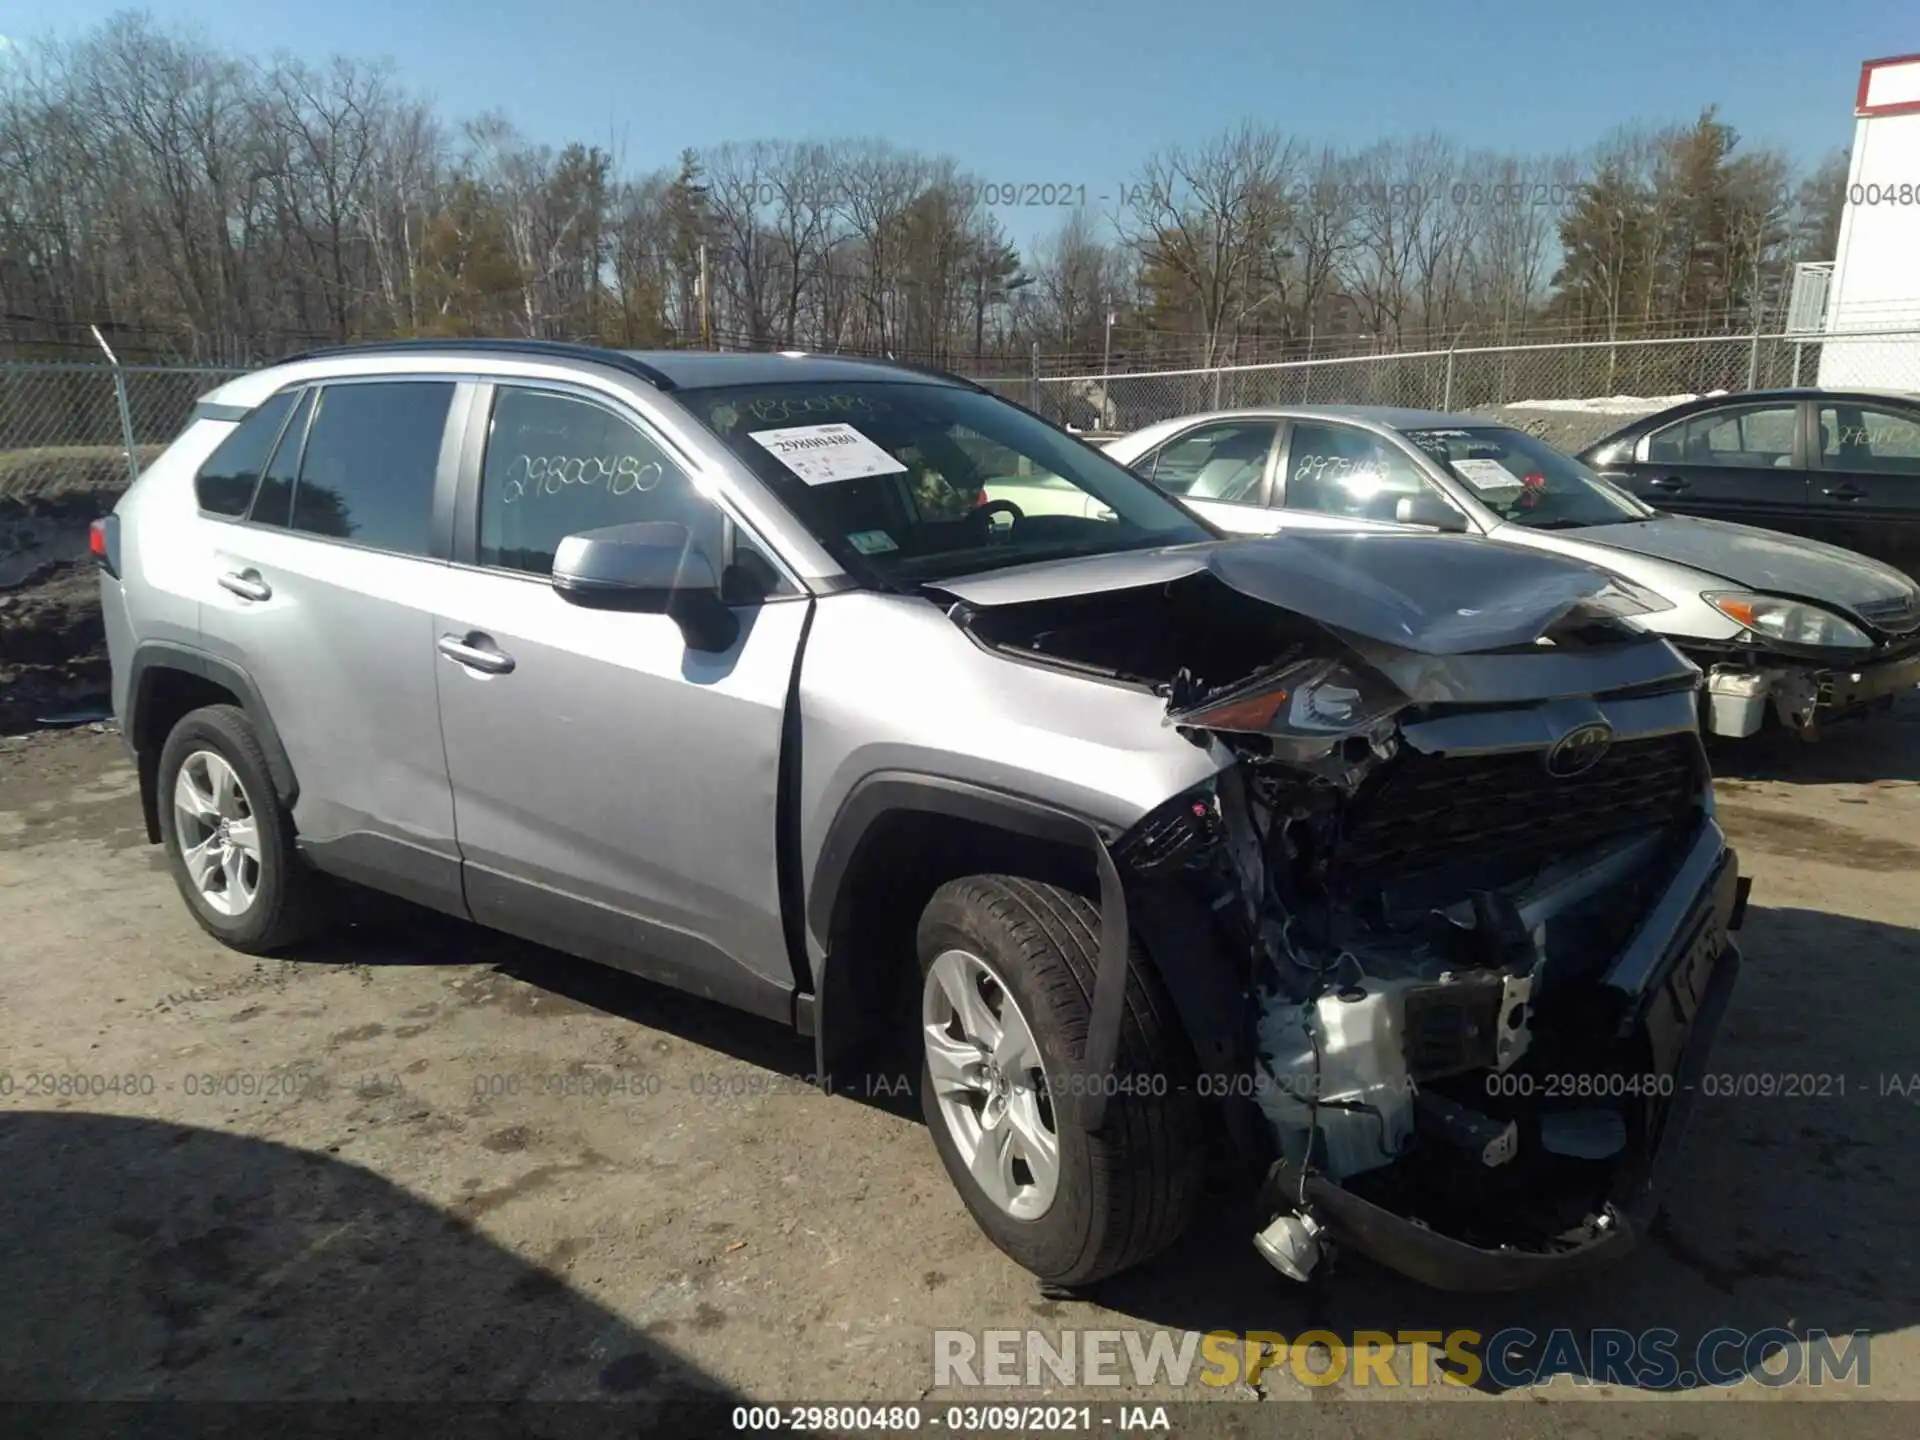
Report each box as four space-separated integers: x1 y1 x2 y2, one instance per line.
125 642 300 841
806 773 1132 1131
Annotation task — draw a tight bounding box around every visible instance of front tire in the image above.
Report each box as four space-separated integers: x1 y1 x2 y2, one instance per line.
916 875 1203 1286
157 704 320 953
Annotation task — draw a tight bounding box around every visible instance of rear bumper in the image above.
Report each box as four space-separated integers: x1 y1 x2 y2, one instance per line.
1268 823 1746 1292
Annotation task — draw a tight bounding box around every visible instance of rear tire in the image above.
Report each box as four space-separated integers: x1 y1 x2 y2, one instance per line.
916 875 1203 1286
157 704 322 954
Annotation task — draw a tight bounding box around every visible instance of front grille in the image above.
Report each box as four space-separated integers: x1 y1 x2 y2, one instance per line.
1856 593 1920 635
1332 733 1699 891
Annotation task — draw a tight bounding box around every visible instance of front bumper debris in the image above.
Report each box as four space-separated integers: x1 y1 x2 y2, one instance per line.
1703 650 1920 737
1249 823 1746 1291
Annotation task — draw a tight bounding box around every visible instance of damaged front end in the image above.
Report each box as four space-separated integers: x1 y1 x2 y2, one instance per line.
936 533 1749 1291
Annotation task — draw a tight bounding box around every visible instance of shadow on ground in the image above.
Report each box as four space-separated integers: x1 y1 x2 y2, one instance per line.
1081 904 1920 1393
1708 690 1920 784
278 888 922 1121
0 1109 743 1417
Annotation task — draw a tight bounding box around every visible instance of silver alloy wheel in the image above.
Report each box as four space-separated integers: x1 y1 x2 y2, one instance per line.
922 947 1061 1220
172 749 262 918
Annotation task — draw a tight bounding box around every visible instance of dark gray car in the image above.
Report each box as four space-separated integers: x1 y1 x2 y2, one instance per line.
1579 387 1920 582
97 341 1746 1291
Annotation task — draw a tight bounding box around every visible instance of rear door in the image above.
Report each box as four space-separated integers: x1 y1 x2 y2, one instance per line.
1622 400 1816 533
1804 400 1920 579
1128 417 1281 533
195 377 471 913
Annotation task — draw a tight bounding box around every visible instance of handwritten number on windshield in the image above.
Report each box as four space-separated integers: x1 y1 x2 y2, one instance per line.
499 453 665 505
746 394 888 423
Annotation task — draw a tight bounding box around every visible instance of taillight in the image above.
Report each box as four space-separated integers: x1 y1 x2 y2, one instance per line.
90 516 120 578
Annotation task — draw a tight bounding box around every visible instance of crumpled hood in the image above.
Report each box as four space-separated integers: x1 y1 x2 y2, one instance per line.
928 531 1635 655
1561 514 1918 612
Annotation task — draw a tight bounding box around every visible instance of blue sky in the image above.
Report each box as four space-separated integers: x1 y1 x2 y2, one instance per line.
1 0 1909 244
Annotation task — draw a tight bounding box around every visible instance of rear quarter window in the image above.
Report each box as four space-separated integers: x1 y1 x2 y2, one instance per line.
194 391 298 516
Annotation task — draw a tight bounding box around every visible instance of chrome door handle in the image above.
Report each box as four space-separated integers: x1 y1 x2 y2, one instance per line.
437 633 515 675
218 570 272 602
1821 483 1867 501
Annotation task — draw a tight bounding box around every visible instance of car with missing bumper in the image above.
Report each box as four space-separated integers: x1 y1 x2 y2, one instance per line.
98 342 1746 1291
1105 405 1920 742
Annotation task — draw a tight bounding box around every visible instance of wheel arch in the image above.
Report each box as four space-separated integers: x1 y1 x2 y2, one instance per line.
125 643 299 844
806 774 1134 1126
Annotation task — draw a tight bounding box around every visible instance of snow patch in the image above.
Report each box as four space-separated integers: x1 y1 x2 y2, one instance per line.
1499 390 1725 415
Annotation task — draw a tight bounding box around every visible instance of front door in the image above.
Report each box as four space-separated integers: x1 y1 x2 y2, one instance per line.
1804 400 1920 579
433 381 808 1021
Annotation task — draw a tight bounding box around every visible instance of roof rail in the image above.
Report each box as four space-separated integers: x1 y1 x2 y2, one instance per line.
273 338 678 391
851 356 988 392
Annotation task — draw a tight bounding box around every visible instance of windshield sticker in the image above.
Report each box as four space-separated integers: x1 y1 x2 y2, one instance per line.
750 423 909 486
846 528 899 555
1451 457 1525 492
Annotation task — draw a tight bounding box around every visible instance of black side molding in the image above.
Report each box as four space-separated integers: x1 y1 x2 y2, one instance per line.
807 773 1133 1129
125 643 300 839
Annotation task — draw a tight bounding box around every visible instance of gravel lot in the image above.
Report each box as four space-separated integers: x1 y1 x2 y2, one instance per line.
3 711 1918 1429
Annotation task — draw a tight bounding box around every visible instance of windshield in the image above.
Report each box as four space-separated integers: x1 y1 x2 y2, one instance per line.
676 380 1213 584
1403 426 1653 530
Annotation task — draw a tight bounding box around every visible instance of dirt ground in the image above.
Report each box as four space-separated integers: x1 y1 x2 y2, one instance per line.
0 446 146 733
2 708 1917 1429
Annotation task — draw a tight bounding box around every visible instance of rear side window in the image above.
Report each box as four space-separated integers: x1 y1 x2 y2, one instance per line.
289 382 454 555
194 391 297 516
1142 420 1277 503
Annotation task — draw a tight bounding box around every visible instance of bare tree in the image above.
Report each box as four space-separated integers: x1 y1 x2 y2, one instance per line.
1117 124 1296 366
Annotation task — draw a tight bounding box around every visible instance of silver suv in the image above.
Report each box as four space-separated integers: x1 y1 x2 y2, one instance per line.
99 341 1748 1292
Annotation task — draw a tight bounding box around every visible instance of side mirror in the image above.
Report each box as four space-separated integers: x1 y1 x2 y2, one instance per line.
1394 493 1469 533
551 521 741 653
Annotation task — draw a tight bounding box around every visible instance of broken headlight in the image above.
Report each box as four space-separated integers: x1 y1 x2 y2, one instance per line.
1166 656 1407 738
1705 591 1873 652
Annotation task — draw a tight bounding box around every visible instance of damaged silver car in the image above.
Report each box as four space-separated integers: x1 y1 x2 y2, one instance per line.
105 343 1747 1294
924 538 1747 1290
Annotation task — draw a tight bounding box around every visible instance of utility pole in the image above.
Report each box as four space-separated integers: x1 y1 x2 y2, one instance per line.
698 241 712 349
1101 300 1116 430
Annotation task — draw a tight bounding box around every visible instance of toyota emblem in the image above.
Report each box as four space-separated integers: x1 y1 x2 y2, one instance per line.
1545 721 1614 778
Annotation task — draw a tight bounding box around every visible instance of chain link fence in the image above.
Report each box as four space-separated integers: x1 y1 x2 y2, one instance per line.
5 332 1919 502
1015 329 1920 434
0 363 244 508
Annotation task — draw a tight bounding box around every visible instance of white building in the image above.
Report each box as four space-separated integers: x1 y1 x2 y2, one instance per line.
1818 52 1920 389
